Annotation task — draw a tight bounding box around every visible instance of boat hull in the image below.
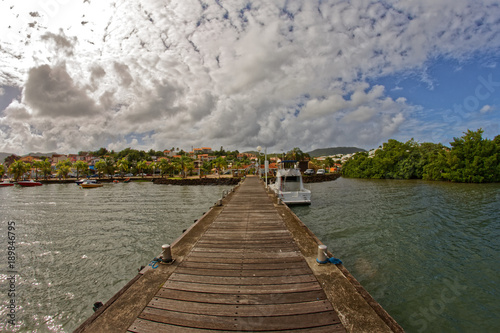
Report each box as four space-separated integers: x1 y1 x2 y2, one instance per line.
81 184 103 188
17 181 43 187
273 189 311 205
0 183 14 187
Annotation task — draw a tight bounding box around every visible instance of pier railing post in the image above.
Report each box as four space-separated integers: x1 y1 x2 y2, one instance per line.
317 245 328 263
161 244 173 263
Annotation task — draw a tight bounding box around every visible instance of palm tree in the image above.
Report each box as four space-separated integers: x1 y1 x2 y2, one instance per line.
116 158 129 177
41 159 52 179
213 157 227 178
94 160 107 179
157 159 170 178
232 160 242 177
9 160 30 181
32 160 44 180
173 156 194 178
150 162 157 178
136 160 148 178
74 160 89 179
0 164 5 180
103 157 116 177
56 161 71 179
200 161 211 178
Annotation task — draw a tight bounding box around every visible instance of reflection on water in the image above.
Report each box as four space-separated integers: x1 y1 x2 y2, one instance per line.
292 177 500 333
0 182 230 332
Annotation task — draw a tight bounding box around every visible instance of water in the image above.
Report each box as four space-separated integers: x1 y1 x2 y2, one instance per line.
292 177 500 333
0 179 498 332
0 181 231 332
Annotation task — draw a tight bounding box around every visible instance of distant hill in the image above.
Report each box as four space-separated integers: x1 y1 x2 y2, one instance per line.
307 147 366 157
0 152 14 163
0 151 59 163
25 152 57 158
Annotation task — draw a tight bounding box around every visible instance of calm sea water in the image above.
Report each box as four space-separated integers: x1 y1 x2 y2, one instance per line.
0 178 498 332
292 177 500 333
0 181 232 332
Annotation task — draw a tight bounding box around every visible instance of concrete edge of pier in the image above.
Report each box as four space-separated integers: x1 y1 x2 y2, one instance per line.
74 181 244 333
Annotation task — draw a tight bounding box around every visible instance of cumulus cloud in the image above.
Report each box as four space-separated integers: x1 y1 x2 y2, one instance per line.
0 0 499 154
24 63 101 118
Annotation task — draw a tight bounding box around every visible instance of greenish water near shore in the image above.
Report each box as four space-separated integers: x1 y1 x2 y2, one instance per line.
0 182 231 332
292 177 500 332
0 179 498 332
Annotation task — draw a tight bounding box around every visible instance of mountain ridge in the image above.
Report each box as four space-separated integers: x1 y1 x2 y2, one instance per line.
306 147 366 157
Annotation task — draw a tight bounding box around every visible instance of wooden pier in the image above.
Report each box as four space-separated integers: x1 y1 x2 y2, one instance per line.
76 176 403 332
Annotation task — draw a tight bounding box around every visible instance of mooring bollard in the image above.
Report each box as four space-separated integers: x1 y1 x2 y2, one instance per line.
161 244 173 263
317 245 328 263
217 199 223 206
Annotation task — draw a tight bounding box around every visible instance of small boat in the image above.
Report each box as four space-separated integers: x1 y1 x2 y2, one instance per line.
269 161 311 205
17 180 43 187
0 181 14 187
123 177 131 183
75 178 86 185
80 179 103 188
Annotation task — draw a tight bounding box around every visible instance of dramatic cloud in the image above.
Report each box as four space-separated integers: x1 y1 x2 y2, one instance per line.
0 0 499 154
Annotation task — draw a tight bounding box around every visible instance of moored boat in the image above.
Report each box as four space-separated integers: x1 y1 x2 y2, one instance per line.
80 179 103 188
0 181 14 187
269 161 311 205
17 180 43 187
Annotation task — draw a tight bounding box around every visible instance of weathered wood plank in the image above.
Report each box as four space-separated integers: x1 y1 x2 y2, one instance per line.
187 250 300 257
168 273 317 285
162 280 322 294
147 298 333 317
173 267 309 277
128 318 345 333
177 261 310 270
155 289 328 305
139 307 341 331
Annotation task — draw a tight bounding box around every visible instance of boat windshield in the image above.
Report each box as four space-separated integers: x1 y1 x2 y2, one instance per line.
280 176 301 191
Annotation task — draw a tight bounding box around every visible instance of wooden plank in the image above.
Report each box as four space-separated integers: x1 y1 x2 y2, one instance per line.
139 307 342 331
168 273 317 285
128 318 344 333
173 267 309 277
147 298 333 317
162 280 322 294
182 256 304 264
177 261 310 270
155 289 328 305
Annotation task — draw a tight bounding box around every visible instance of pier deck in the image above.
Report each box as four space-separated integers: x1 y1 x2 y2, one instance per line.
76 176 402 332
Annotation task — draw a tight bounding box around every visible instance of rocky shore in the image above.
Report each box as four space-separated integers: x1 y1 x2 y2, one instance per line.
302 173 341 183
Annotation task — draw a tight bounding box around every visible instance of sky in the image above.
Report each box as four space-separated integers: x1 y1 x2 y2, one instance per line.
0 0 499 155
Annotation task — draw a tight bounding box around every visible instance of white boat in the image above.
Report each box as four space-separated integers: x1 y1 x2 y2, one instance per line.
80 179 103 188
269 164 311 205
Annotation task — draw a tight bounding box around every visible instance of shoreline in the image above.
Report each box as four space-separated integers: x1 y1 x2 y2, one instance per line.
20 173 342 185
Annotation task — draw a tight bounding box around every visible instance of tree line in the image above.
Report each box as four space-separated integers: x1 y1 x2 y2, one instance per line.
0 148 256 181
341 129 500 183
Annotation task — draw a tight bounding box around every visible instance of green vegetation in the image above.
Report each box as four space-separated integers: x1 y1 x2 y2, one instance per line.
342 129 500 183
8 160 31 180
